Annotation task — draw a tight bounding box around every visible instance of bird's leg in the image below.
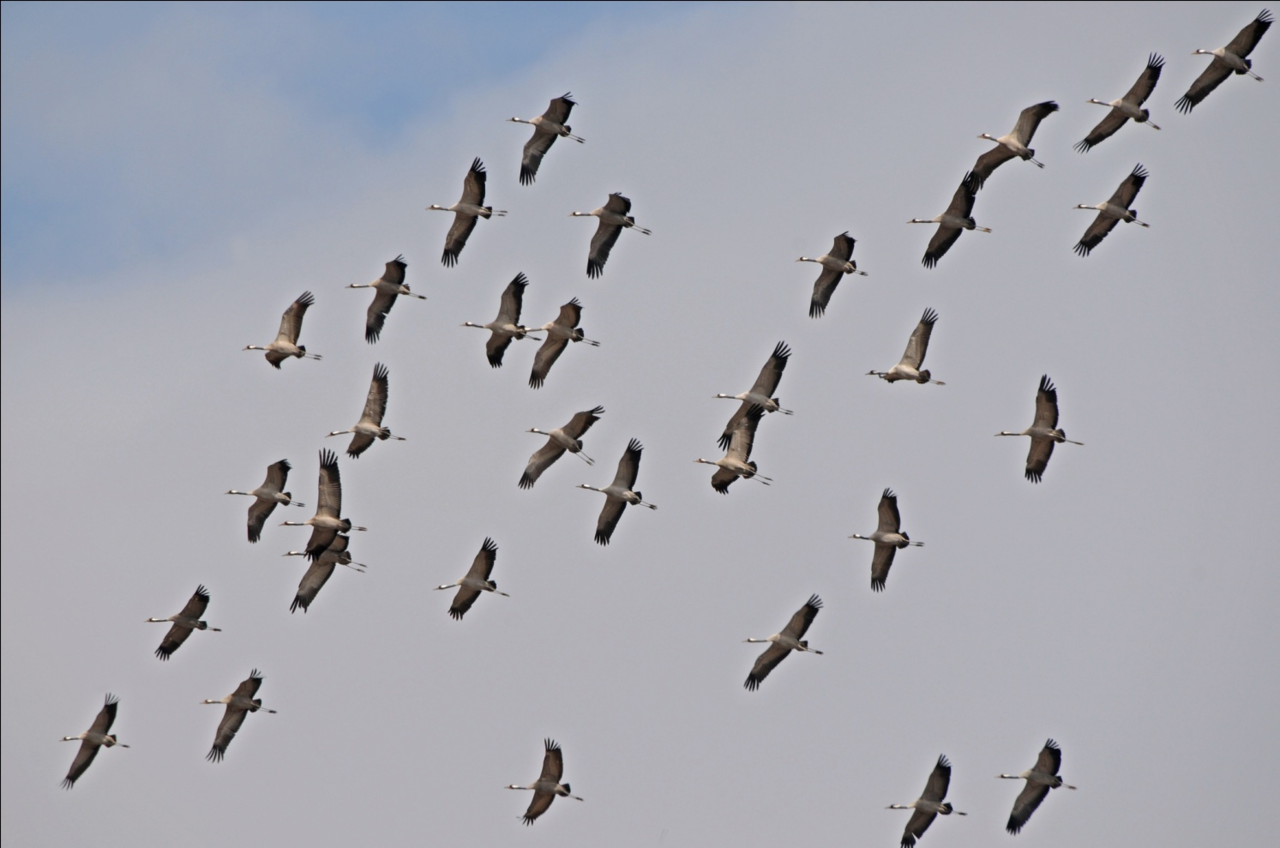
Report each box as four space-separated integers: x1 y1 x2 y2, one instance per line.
632 225 652 235
573 451 595 465
928 378 947 386
1029 156 1045 168
580 337 601 346
305 353 323 360
1247 69 1264 81
1147 120 1162 131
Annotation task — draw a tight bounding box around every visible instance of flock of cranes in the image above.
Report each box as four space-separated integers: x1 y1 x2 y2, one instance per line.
55 7 1270 841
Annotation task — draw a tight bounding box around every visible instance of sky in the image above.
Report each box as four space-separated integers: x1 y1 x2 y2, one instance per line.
2 2 1278 846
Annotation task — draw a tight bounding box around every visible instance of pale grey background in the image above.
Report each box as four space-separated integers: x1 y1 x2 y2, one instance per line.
3 3 1278 846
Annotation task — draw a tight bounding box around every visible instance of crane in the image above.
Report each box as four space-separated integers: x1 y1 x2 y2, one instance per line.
61 694 128 788
203 669 276 762
744 594 824 690
570 192 650 278
696 405 771 493
529 298 600 389
908 172 990 268
1176 9 1272 113
796 232 868 318
996 375 1084 483
850 489 924 592
972 101 1060 185
281 449 366 559
509 93 583 185
1073 164 1150 256
1075 54 1165 152
462 272 541 368
243 291 322 368
520 406 604 489
286 535 367 613
714 341 792 451
867 308 945 385
147 584 221 660
435 537 509 620
346 255 425 344
326 362 406 458
887 755 967 847
999 739 1077 834
578 439 656 545
226 459 305 543
506 738 583 825
428 158 506 267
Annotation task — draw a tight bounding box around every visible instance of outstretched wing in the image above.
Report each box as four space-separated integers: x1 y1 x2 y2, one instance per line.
901 309 937 369
744 643 789 691
519 439 566 489
1073 211 1119 256
529 336 569 388
870 543 898 593
809 267 843 318
1007 781 1051 834
587 220 623 278
291 561 336 613
276 291 314 344
206 705 248 762
1074 109 1129 153
594 498 627 546
365 289 398 343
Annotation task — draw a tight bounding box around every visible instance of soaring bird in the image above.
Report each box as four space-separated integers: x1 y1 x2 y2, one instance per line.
520 406 604 489
1176 9 1273 113
696 405 771 493
570 192 650 278
243 291 322 368
887 755 967 847
850 489 924 593
1075 54 1165 152
428 158 506 267
326 362 406 458
529 298 600 389
226 459 305 543
462 272 541 368
203 670 276 762
714 341 792 451
996 375 1084 483
578 439 656 545
61 694 128 789
908 172 990 269
347 255 425 344
435 537 509 620
972 101 1060 186
1073 164 1150 256
796 232 868 318
506 739 583 825
280 449 367 559
509 93 583 185
147 585 221 660
999 739 1077 835
867 308 945 385
286 535 367 613
743 594 824 691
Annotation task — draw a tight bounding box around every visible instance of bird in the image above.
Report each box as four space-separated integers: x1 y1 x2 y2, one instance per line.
867 308 945 385
696 405 771 493
506 738 583 825
243 291 322 368
743 594 823 691
999 739 1077 835
887 755 967 847
850 489 924 592
1073 164 1150 256
908 172 990 268
435 537 510 620
203 670 276 762
509 93 583 185
1075 54 1165 152
428 158 506 267
147 584 221 660
61 694 128 789
996 375 1084 483
520 406 604 489
714 341 792 451
347 255 425 344
326 362 405 458
1176 9 1273 113
570 192 650 278
462 272 541 368
796 231 868 318
529 298 600 389
578 438 656 545
972 101 1060 185
281 449 367 559
286 535 366 613
226 459 305 544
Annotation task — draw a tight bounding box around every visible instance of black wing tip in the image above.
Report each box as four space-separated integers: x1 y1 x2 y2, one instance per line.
870 578 886 593
289 596 307 613
586 261 604 278
626 438 644 453
806 593 823 609
249 668 264 680
441 250 459 267
470 156 485 173
711 481 731 494
1038 374 1056 394
882 487 896 499
518 474 535 490
104 693 120 706
937 754 952 768
544 737 561 751
1025 469 1044 483
744 675 761 691
155 647 173 660
1045 737 1061 750
1073 138 1093 154
61 777 77 790
594 532 611 546
529 374 545 389
511 271 530 287
808 300 825 318
772 340 792 359
447 609 464 621
1072 240 1093 257
1131 163 1149 179
481 537 498 552
1258 9 1274 24
319 448 340 467
194 584 211 599
921 307 939 324
206 746 226 763
716 435 732 451
921 254 939 269
372 361 390 380
296 290 316 305
1148 52 1165 68
1174 95 1195 114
